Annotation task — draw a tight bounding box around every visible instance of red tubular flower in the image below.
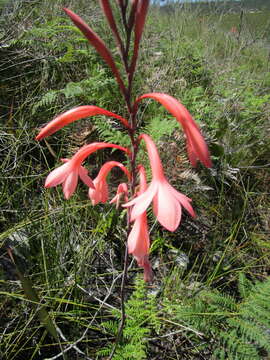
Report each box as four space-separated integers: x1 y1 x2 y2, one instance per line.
63 8 126 96
99 0 123 51
129 0 150 78
45 161 94 200
35 105 131 141
123 134 195 232
89 161 130 205
128 0 139 30
110 183 129 208
135 93 212 168
127 165 153 282
45 143 129 199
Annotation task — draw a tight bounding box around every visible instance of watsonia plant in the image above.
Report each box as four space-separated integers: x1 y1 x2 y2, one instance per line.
35 0 212 353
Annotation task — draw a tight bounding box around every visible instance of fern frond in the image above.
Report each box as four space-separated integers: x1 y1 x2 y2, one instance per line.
98 276 158 359
199 289 238 312
93 117 130 147
165 277 270 359
143 116 178 143
217 329 260 360
32 90 58 115
238 272 253 299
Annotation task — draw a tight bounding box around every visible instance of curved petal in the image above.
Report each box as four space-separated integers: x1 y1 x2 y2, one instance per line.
186 136 198 167
153 182 182 231
110 183 128 207
89 180 108 205
99 181 109 203
73 142 130 164
97 161 131 181
36 105 130 140
128 214 149 258
184 124 212 167
62 170 79 199
138 134 164 179
123 182 157 221
128 217 142 255
137 165 148 193
45 162 70 188
170 186 196 218
79 166 95 189
135 93 212 168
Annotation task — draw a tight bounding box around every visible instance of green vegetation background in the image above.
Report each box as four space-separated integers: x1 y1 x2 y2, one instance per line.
0 0 269 359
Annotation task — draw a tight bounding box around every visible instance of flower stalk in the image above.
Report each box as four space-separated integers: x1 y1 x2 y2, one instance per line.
35 0 212 355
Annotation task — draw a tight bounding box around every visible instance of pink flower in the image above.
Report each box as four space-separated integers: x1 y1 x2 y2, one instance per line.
127 165 153 282
123 134 195 232
135 93 212 168
36 105 130 140
110 183 129 208
89 161 130 205
45 143 129 199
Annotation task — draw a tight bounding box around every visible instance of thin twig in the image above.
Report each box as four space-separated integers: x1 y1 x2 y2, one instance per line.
159 318 204 338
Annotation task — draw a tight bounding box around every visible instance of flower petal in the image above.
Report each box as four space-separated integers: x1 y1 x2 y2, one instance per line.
128 217 142 255
123 182 157 221
153 182 182 231
170 186 196 218
128 214 149 256
110 183 128 208
89 180 108 205
73 143 130 164
45 162 70 188
62 170 78 199
36 105 130 140
135 93 212 168
79 166 95 189
141 256 153 282
138 134 164 179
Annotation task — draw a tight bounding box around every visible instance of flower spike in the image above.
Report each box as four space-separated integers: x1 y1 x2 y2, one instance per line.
89 161 130 205
135 93 212 168
63 8 126 96
36 105 131 141
123 134 195 231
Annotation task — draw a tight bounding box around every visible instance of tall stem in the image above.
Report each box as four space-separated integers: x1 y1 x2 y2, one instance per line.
108 233 129 360
108 2 142 356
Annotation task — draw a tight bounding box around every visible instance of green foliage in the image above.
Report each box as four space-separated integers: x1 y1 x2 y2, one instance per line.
143 115 178 143
1 0 270 359
166 274 270 359
98 277 159 359
93 116 131 148
32 70 117 114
